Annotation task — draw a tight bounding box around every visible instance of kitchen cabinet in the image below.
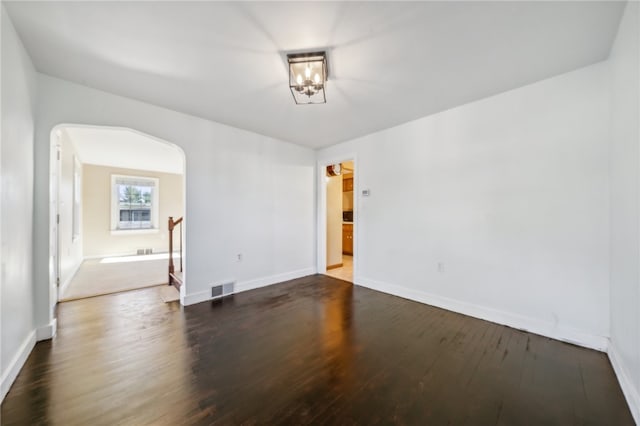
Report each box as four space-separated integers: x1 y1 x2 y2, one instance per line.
342 223 353 255
343 177 354 192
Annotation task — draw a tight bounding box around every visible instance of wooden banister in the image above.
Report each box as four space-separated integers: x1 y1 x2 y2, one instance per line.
168 216 184 289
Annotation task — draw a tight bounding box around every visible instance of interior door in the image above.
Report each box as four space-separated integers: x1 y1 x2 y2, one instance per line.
51 143 61 303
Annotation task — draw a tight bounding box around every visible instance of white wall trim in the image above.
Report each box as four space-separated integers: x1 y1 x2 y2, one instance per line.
235 267 317 293
608 342 640 424
58 258 83 299
84 254 130 260
109 229 160 236
355 276 609 352
0 330 36 402
183 287 227 306
183 267 317 306
36 318 57 341
83 251 178 261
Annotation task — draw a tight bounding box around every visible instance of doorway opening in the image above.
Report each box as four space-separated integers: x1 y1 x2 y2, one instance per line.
323 159 355 283
49 125 186 305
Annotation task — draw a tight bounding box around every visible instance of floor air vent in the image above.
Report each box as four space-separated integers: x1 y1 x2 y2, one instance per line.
212 282 235 299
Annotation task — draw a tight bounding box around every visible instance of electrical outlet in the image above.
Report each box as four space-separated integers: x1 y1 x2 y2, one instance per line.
437 262 445 273
237 253 242 262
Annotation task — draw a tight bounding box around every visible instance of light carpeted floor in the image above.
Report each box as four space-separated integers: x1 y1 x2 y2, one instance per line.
60 254 180 301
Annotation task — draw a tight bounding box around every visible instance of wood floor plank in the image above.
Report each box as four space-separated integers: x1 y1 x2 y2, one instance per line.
0 275 633 425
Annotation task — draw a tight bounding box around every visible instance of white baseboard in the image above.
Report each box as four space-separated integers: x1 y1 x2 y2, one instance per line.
84 253 135 260
59 259 83 298
355 276 608 352
234 267 317 294
83 251 178 261
36 318 57 341
608 342 640 424
183 287 218 306
0 330 36 402
183 267 317 306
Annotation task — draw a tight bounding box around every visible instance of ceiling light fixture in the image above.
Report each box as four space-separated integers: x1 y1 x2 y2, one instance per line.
287 51 328 105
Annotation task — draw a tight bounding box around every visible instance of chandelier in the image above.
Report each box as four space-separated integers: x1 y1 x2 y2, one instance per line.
287 52 328 105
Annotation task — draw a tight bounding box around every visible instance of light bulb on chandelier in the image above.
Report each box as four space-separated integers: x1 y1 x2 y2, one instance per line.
287 51 328 104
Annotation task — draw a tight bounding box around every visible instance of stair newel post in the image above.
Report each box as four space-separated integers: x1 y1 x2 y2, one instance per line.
168 216 175 285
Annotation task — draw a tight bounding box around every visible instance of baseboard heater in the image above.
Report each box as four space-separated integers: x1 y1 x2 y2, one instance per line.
212 282 235 299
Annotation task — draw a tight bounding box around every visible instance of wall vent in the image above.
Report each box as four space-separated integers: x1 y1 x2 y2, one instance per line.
211 286 223 298
222 282 235 295
137 248 153 255
212 282 235 299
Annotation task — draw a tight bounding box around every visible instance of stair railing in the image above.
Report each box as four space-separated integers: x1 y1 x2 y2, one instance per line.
168 216 183 286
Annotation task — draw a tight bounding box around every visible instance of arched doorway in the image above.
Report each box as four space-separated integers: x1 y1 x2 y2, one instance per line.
49 124 187 307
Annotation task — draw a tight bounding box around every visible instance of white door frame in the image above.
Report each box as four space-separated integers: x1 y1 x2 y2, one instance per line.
316 154 358 281
49 132 62 310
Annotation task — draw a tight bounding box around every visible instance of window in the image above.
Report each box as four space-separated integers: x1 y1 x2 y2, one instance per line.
111 175 159 232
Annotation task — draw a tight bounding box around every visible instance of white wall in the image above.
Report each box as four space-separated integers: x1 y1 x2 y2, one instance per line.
0 6 38 400
608 2 640 423
82 164 183 258
58 129 83 295
318 62 611 350
326 175 342 267
33 74 316 321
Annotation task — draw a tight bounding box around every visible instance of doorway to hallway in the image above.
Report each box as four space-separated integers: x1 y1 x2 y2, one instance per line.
323 160 355 283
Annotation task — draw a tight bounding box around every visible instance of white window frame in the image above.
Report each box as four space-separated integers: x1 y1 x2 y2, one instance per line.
110 174 160 235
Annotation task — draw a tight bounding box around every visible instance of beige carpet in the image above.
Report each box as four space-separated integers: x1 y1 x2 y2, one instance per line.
60 255 178 301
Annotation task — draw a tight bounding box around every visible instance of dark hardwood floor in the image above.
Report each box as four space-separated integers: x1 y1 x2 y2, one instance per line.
1 275 633 425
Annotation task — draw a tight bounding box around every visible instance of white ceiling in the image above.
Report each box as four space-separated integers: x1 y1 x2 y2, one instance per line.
64 126 184 174
7 1 625 149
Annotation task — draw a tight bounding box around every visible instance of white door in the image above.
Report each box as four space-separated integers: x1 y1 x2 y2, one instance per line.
51 142 61 304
